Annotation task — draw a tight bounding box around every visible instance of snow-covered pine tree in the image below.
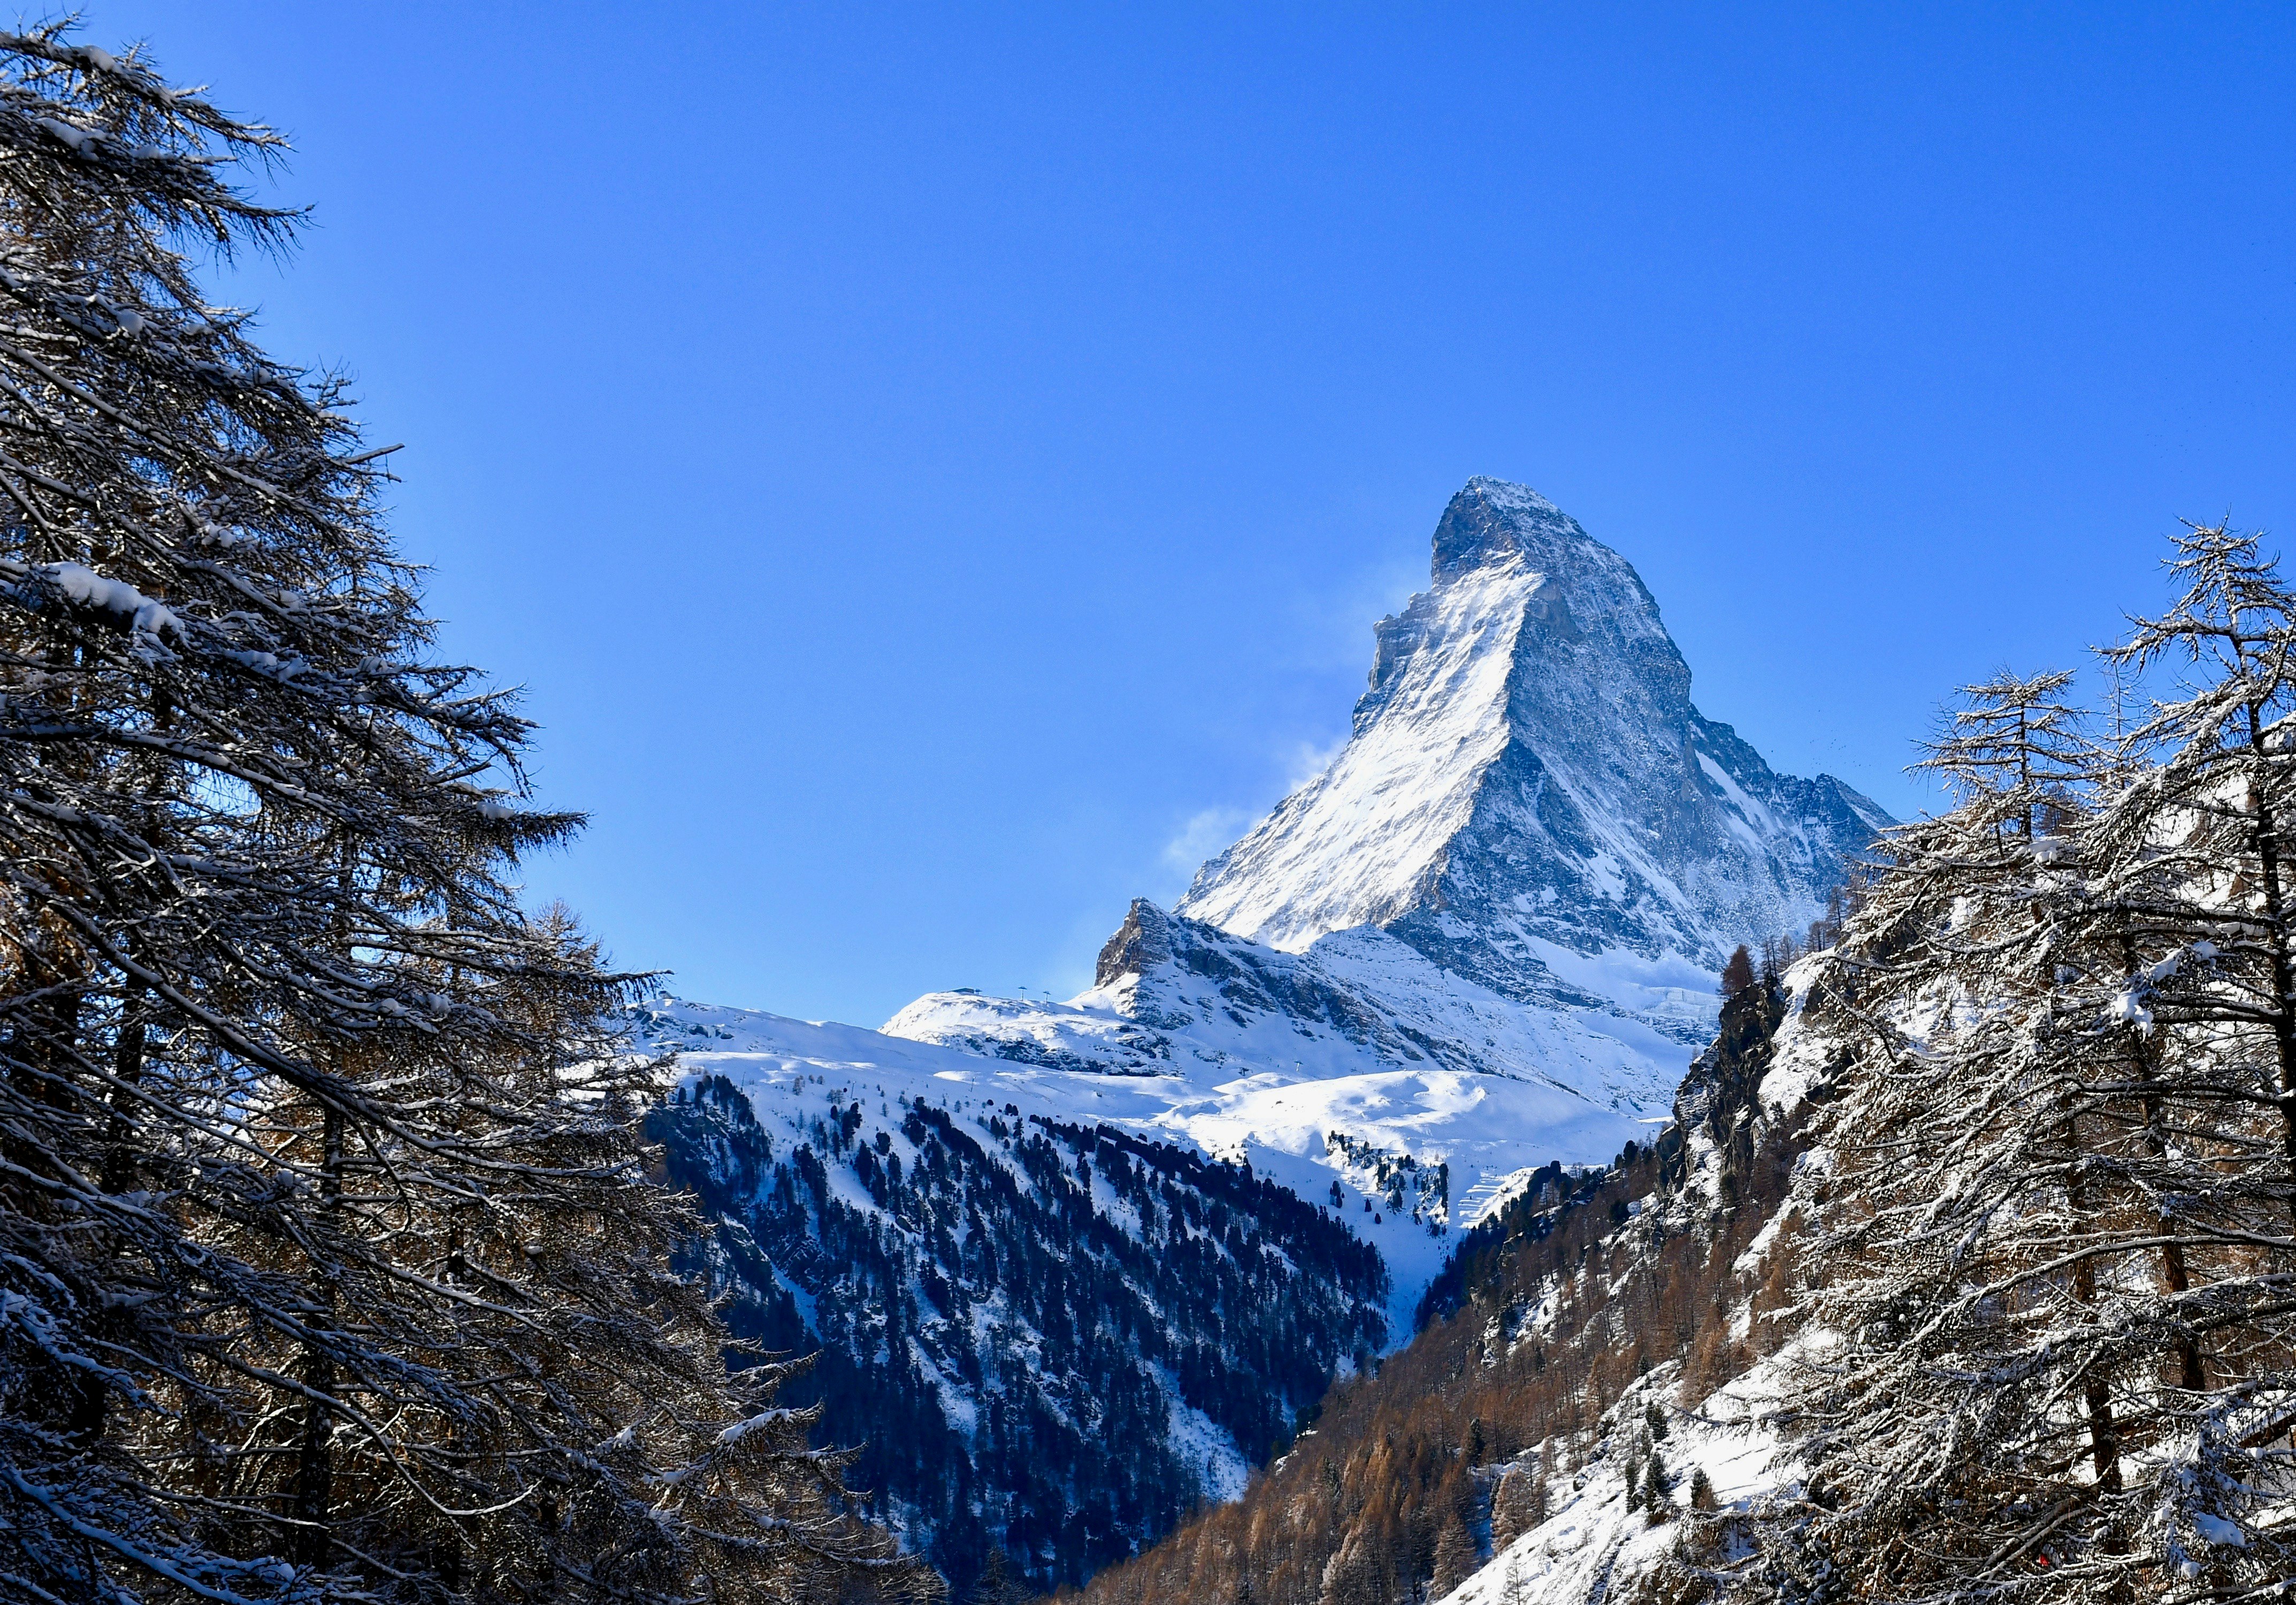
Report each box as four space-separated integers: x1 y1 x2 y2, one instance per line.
1775 604 2296 1597
0 29 932 1605
1766 671 2148 1596
2068 521 2296 1583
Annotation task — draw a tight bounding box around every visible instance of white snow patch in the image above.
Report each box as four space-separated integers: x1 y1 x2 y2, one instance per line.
1168 1394 1254 1506
1179 557 1542 951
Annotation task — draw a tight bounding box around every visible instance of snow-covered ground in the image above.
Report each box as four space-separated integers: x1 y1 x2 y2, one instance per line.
1440 1347 1799 1605
628 993 1638 1342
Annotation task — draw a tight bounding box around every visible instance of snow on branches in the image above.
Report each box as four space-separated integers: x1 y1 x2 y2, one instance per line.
0 26 932 1605
1761 533 2296 1599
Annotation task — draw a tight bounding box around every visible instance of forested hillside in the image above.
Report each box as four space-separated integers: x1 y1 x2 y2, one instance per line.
649 1074 1389 1594
1066 976 1816 1605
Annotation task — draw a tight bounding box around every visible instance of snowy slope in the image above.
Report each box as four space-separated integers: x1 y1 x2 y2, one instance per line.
1438 1344 1801 1605
1432 962 1843 1605
1181 477 1887 1015
630 989 1633 1345
1174 552 1545 949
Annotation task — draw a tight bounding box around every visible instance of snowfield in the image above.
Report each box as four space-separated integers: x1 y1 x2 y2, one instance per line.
626 993 1633 1342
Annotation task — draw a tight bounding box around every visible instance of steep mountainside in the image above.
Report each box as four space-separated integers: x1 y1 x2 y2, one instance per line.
633 1000 1389 1592
1180 478 1886 1021
644 480 1882 1599
1068 969 1838 1605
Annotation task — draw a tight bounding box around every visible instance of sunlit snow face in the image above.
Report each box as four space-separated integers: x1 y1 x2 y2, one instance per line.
1177 482 1886 1010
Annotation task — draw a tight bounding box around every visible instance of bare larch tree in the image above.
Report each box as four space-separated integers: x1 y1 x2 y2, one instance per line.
0 27 936 1605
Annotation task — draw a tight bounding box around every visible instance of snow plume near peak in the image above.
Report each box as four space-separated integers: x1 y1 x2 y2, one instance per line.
1177 477 1888 1018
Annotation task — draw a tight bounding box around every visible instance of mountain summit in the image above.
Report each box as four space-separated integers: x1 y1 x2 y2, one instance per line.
1177 477 1887 1034
886 475 1887 1182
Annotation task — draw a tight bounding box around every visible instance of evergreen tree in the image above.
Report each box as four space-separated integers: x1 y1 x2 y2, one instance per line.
1487 1468 1543 1552
968 1547 1030 1605
1772 618 2296 1594
1428 1515 1476 1597
0 28 931 1605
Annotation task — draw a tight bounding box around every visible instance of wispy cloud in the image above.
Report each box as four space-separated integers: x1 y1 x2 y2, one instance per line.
1281 734 1346 789
1151 734 1345 902
1160 807 1254 885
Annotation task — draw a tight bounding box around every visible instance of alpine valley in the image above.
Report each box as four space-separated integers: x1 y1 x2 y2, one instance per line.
639 479 1888 1598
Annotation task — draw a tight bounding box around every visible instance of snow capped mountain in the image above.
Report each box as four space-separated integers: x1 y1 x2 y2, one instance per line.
1180 477 1888 1015
889 478 1887 1144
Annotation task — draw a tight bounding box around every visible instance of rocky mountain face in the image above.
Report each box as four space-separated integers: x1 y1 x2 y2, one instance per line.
891 479 1887 1136
1177 477 1887 1031
647 479 1884 1598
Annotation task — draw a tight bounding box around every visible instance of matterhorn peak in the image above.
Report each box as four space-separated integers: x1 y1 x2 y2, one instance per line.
1431 476 1596 578
1178 477 1886 1030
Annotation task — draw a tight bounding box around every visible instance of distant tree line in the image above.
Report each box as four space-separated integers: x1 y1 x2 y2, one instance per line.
1720 886 1850 1001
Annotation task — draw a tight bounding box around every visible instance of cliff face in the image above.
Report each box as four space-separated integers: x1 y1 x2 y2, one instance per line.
1178 477 1888 1033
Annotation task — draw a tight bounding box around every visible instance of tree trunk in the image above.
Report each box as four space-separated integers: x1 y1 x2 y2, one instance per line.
289 1100 345 1566
2240 711 2296 1227
2064 1116 2124 1493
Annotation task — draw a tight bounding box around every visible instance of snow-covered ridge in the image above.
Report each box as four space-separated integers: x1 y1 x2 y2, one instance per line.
1179 477 1887 1013
633 985 1639 1344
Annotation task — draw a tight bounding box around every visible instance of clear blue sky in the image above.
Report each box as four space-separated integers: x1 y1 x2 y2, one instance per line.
96 3 2296 1024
